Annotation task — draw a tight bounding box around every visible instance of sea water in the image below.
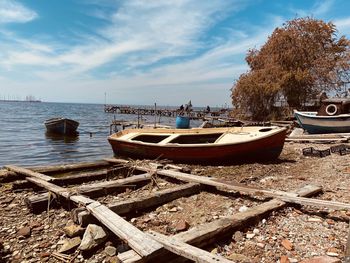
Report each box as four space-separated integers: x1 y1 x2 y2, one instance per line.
0 101 201 166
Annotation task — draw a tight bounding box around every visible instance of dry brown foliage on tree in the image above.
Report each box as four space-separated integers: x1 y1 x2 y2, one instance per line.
231 17 350 120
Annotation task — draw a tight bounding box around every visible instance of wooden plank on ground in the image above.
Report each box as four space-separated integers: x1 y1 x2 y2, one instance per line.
105 160 350 211
51 170 108 185
106 159 299 198
26 173 152 213
5 165 53 182
0 169 22 183
13 170 110 189
10 165 163 261
29 160 111 173
148 231 233 263
156 169 350 211
104 158 130 165
87 201 163 260
277 195 350 210
105 159 350 211
1 161 112 183
286 137 349 143
156 169 299 197
76 183 203 225
76 173 151 195
117 184 322 263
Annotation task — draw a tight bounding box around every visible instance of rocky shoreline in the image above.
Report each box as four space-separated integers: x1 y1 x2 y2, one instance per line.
0 142 349 262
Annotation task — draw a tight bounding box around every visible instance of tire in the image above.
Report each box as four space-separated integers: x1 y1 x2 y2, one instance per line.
325 104 337 116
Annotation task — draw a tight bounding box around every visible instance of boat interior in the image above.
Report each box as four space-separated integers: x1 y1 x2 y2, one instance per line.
131 133 223 144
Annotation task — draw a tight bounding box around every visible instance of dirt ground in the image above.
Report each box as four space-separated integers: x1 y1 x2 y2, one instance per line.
0 141 349 262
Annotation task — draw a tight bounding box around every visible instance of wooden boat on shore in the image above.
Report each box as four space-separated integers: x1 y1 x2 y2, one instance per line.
294 98 350 134
108 126 287 164
44 118 79 135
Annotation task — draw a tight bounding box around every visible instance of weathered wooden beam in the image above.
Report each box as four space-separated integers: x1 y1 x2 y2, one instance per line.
105 159 349 211
26 173 152 213
106 158 300 197
12 170 109 190
277 194 350 210
76 173 151 196
117 184 322 263
12 165 163 261
156 169 350 210
0 160 113 183
5 165 53 181
148 231 233 263
286 137 349 143
0 169 23 183
104 158 129 165
75 183 203 225
28 160 111 174
106 159 301 197
11 180 35 190
51 169 108 185
87 202 163 260
156 169 299 196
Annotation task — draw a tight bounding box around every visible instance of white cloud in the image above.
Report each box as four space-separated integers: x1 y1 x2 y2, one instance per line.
0 0 282 105
334 17 350 35
0 0 37 24
312 0 335 16
1 1 249 75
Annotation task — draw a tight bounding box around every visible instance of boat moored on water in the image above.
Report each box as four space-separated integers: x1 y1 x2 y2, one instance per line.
44 117 79 135
108 126 287 164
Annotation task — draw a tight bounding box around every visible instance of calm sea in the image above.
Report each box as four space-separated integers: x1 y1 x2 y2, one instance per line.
0 101 200 167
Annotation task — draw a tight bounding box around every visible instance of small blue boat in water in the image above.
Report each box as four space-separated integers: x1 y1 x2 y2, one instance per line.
294 98 350 134
44 117 79 135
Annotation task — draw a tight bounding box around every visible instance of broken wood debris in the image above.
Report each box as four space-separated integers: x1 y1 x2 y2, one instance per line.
2 158 350 263
26 173 152 213
75 182 203 226
117 184 322 262
5 165 163 261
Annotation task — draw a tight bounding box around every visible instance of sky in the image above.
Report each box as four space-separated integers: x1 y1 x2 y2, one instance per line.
1 0 350 106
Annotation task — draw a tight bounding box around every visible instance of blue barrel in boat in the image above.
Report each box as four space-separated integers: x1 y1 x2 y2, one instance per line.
175 116 190 129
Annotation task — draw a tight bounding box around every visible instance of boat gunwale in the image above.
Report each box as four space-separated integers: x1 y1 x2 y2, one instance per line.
294 110 350 119
44 118 79 125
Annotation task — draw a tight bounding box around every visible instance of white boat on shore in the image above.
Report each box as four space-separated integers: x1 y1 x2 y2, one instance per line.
294 98 350 134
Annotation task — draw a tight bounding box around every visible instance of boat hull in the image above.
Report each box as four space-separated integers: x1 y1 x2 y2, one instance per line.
294 111 350 134
44 118 79 135
108 127 286 164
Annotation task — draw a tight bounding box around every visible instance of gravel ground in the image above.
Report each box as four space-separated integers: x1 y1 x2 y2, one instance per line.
0 141 349 262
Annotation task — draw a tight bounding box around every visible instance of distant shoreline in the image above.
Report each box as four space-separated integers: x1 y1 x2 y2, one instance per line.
0 99 42 103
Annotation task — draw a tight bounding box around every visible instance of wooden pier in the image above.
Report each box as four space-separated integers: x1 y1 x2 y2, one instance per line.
104 104 229 120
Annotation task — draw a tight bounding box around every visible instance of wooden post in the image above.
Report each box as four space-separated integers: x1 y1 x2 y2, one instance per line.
154 103 157 128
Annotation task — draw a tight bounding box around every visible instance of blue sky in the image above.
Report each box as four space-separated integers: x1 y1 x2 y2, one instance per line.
1 0 350 106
